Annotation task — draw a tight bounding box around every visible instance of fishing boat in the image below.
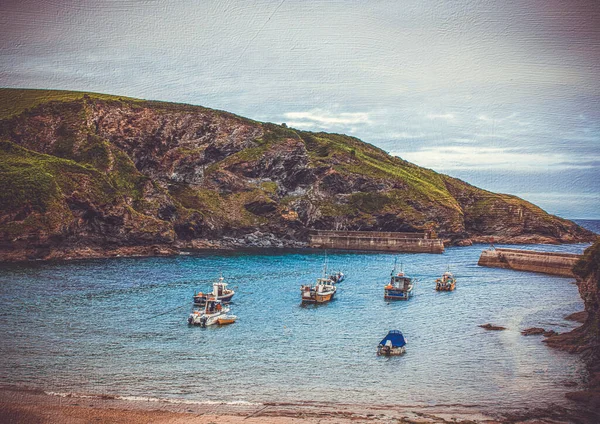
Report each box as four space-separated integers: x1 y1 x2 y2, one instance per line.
301 255 338 303
328 271 345 284
377 330 407 356
384 261 414 300
301 277 337 303
188 298 237 327
435 270 456 291
193 276 235 305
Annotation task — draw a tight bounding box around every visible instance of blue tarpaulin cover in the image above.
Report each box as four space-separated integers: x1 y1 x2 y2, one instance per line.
379 330 406 347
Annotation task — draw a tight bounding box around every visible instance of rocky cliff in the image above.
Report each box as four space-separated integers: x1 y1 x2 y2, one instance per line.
0 88 595 261
542 241 600 411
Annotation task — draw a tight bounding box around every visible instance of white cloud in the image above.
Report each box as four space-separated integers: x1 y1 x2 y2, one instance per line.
284 109 371 127
449 137 475 143
395 146 597 172
388 132 427 139
427 113 455 121
477 112 518 122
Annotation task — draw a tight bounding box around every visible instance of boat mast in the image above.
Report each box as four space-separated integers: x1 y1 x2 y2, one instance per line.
322 251 328 279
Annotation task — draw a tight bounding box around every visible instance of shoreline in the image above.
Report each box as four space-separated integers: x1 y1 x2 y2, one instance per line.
0 237 595 263
1 386 596 424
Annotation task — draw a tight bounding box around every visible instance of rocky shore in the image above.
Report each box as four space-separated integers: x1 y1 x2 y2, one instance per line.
541 241 600 412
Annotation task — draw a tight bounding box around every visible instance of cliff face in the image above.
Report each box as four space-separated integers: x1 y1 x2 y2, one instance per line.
543 241 600 409
573 242 600 350
0 88 595 260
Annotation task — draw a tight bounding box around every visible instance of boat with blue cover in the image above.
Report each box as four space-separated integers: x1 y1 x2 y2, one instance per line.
377 330 407 356
384 261 414 300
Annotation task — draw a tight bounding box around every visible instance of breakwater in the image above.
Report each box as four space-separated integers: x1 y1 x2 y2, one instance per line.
309 230 444 253
478 248 581 277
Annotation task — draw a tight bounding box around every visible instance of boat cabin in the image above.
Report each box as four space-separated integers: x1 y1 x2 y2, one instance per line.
389 273 411 290
213 280 229 296
204 298 224 314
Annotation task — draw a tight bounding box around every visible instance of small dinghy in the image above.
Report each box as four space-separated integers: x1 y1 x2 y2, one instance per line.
188 298 237 327
377 330 407 356
328 271 345 284
193 276 235 305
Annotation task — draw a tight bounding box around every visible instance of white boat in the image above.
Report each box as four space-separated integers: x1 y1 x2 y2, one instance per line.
188 298 237 327
301 257 337 304
193 276 235 305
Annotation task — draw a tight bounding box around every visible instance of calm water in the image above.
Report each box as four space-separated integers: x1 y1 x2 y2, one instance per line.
0 242 593 410
573 219 600 234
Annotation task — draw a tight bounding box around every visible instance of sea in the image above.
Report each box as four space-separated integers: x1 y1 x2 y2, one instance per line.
0 220 597 411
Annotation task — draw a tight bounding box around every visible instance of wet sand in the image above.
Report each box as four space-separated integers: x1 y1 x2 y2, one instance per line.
3 387 599 424
0 387 504 423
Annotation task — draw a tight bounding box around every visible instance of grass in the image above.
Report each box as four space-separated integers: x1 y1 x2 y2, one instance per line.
0 87 259 125
0 88 134 120
298 130 461 211
0 140 118 213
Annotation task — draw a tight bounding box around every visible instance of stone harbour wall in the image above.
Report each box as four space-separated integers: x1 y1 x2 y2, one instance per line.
478 248 581 277
309 231 444 253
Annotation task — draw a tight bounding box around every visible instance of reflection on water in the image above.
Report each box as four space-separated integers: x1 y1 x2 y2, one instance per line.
0 243 591 409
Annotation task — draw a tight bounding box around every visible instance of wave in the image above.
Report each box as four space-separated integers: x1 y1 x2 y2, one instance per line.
44 390 262 406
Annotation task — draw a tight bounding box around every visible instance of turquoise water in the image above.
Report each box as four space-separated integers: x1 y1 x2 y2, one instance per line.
0 243 592 410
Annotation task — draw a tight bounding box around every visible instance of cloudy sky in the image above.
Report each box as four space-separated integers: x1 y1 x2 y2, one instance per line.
1 0 599 218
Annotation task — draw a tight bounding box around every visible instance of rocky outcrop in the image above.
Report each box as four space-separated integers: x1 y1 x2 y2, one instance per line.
0 88 596 261
543 241 600 411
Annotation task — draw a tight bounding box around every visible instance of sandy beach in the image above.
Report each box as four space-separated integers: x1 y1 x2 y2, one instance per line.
3 386 599 424
0 387 496 423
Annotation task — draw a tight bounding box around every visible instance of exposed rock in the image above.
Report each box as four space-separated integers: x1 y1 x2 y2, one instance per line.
565 311 588 323
521 327 546 336
244 198 277 215
479 323 506 331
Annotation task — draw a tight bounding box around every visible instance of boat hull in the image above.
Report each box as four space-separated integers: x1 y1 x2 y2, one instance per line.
188 308 232 327
301 291 335 304
384 289 412 300
216 315 237 325
435 283 455 291
377 346 406 356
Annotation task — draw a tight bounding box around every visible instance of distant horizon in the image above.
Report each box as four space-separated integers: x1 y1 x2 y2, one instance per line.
1 0 598 218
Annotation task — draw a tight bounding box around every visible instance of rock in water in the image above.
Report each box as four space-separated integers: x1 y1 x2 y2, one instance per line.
479 323 507 331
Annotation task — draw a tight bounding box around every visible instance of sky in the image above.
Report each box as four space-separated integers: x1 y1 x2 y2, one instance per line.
1 0 599 218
